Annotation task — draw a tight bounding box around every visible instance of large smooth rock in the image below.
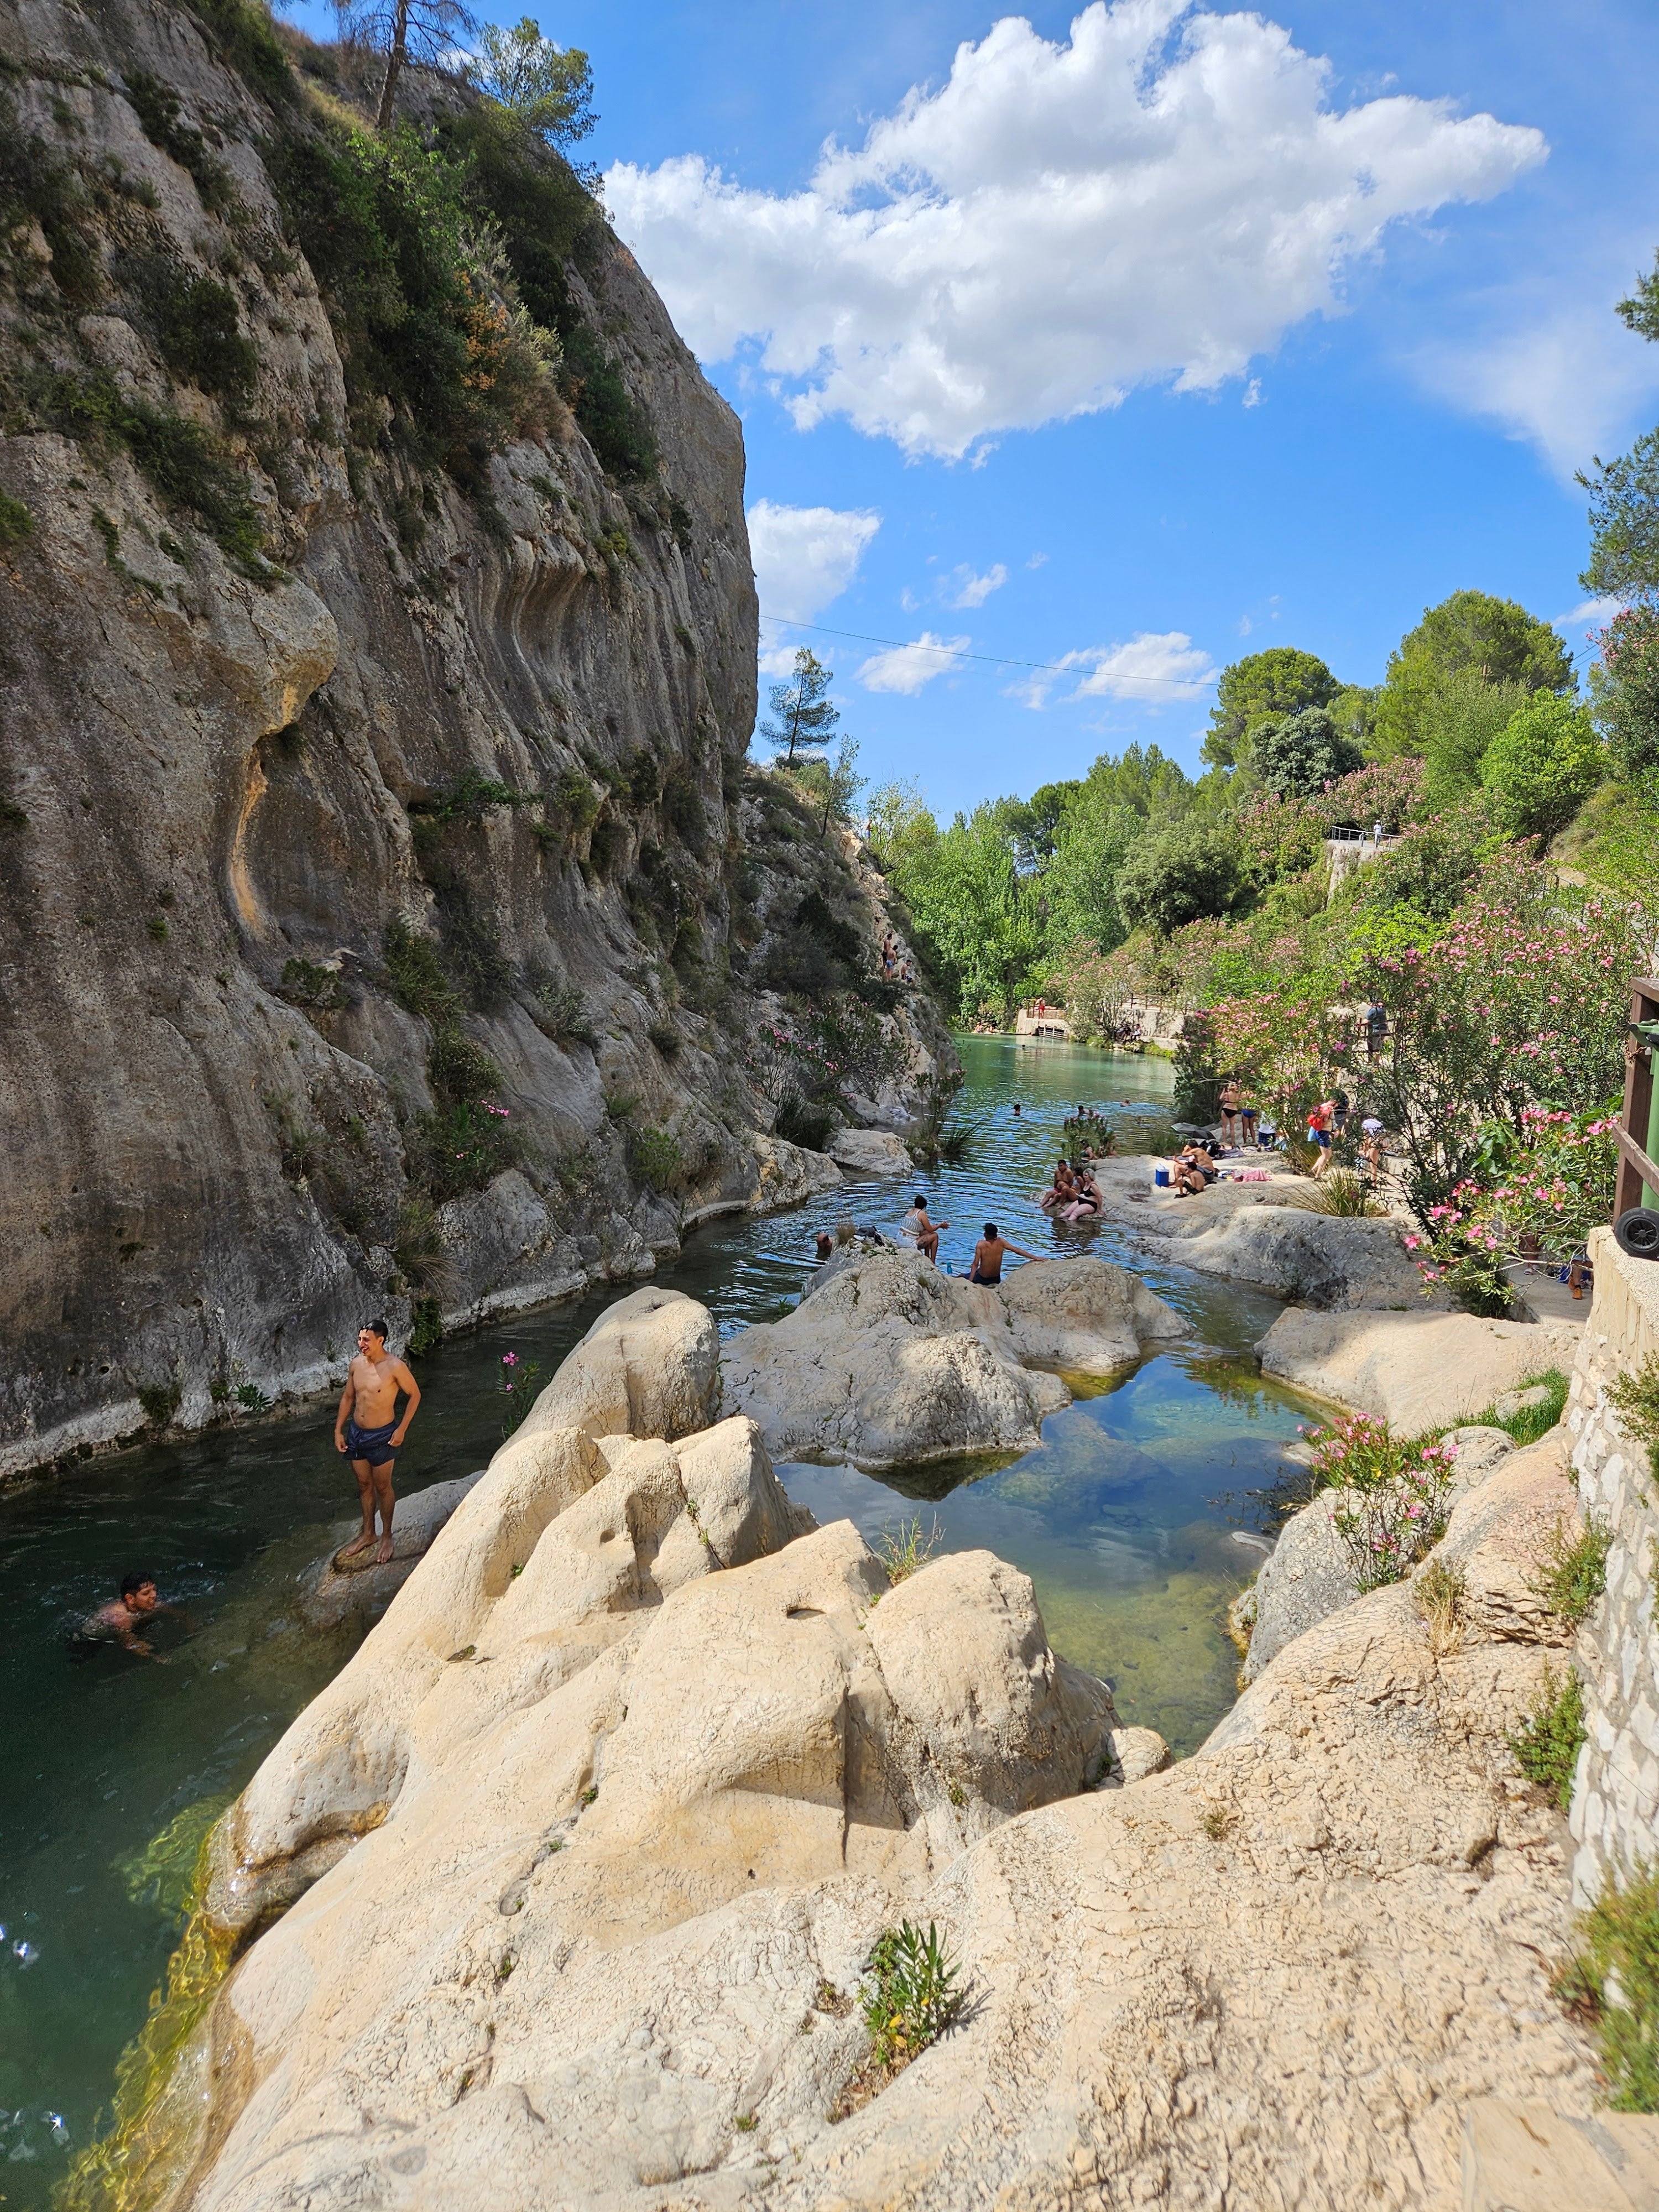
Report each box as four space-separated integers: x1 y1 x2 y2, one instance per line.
176 1406 1595 2212
1256 1308 1580 1431
1089 1160 1450 1311
184 1452 1116 2212
721 1250 1184 1468
1235 1490 1359 1686
997 1253 1188 1375
298 1472 486 1630
828 1127 914 1175
518 1285 721 1444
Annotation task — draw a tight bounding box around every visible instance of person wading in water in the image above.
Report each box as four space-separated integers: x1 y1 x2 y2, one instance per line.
335 1320 421 1564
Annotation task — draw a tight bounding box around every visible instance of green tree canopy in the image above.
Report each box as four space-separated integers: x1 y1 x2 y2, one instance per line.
900 804 1044 1021
1115 820 1243 937
998 779 1079 872
1479 695 1604 839
1420 670 1532 804
469 17 597 150
1374 589 1574 755
1580 427 1659 606
1204 648 1340 769
865 779 938 877
760 648 841 766
1252 707 1365 799
1044 794 1144 952
1079 740 1192 816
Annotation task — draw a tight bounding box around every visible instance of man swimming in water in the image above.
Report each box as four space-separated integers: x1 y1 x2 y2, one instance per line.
334 1320 421 1564
90 1571 177 1657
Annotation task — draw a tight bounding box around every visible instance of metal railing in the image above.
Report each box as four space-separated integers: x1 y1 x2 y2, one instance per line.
1615 977 1659 1218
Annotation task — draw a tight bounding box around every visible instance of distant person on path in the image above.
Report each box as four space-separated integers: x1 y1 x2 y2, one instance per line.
902 1193 948 1264
335 1321 421 1564
1365 1003 1387 1061
88 1570 178 1657
968 1223 1044 1285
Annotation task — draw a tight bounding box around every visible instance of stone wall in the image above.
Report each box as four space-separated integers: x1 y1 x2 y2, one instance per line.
1566 1225 1659 1905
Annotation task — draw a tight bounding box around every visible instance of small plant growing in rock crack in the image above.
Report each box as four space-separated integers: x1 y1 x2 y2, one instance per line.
1553 1860 1659 2111
1609 1356 1659 1480
874 1516 942 1586
1200 1803 1238 1843
234 1383 272 1416
732 2114 757 2133
947 1782 967 1809
580 1786 598 1808
1302 1414 1458 1590
1529 1515 1612 1630
1415 1557 1467 1656
1509 1662 1585 1811
859 1921 964 2072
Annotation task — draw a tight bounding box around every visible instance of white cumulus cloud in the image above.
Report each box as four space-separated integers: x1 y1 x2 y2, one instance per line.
858 633 972 695
1016 630 1215 708
945 562 1008 608
607 1 1546 460
747 498 880 621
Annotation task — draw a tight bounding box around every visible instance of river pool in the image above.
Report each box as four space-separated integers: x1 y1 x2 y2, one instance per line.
0 1036 1318 2201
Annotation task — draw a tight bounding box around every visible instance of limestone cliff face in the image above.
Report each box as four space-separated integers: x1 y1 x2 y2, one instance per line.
0 0 947 1480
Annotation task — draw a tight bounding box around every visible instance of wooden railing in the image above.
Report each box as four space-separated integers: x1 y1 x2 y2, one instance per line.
1615 977 1659 1218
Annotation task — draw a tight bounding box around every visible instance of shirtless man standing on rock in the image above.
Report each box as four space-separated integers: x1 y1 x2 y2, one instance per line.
334 1320 421 1564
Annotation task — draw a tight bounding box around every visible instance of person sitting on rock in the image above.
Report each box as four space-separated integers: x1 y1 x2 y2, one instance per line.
1037 1160 1076 1212
901 1193 948 1264
1065 1167 1104 1220
968 1222 1044 1285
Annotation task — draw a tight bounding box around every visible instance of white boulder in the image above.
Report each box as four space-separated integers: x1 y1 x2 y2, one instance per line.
721 1250 1186 1468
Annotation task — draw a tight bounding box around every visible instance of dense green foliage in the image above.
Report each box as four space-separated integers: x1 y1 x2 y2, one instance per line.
1558 1861 1659 2112
1510 1665 1586 1811
1204 646 1339 769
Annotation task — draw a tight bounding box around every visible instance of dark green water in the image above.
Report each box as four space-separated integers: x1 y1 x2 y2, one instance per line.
0 1037 1314 2201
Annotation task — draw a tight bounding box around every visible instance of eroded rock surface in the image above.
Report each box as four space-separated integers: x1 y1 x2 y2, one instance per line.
170 1388 1593 2212
721 1251 1185 1468
1258 1307 1581 1430
298 1471 485 1631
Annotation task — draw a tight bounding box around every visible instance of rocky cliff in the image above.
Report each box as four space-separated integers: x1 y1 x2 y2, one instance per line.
0 0 949 1481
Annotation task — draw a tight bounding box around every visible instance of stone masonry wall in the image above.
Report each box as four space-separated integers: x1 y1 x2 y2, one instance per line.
1566 1224 1659 1905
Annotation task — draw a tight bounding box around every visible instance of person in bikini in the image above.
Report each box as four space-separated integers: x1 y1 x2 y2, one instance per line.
901 1193 948 1264
1218 1079 1242 1148
334 1320 421 1564
968 1222 1044 1285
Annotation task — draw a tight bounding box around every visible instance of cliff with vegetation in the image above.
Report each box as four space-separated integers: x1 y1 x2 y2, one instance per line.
0 0 950 1483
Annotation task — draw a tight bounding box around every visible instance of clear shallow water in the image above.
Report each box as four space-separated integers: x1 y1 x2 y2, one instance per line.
0 1036 1315 2203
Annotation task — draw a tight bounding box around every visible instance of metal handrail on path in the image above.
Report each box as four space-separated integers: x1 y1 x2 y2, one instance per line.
1614 976 1659 1217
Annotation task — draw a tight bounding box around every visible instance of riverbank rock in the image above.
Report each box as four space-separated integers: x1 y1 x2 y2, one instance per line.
516 1285 722 1445
1234 1489 1358 1686
173 1401 1593 2212
298 1473 486 1630
1093 1159 1444 1311
721 1251 1185 1468
182 1405 1119 2212
828 1127 914 1175
1257 1307 1581 1430
1436 1427 1581 1646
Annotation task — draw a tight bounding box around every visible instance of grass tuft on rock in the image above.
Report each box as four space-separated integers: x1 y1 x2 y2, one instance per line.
1529 1514 1611 1630
1509 1662 1585 1811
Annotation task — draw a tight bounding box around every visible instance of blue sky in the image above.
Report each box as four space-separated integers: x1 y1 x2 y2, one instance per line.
286 0 1659 818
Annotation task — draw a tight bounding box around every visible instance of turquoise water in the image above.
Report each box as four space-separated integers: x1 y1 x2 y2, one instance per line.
0 1037 1315 2202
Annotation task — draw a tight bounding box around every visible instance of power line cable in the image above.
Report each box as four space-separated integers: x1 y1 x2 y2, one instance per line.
757 612 1217 691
